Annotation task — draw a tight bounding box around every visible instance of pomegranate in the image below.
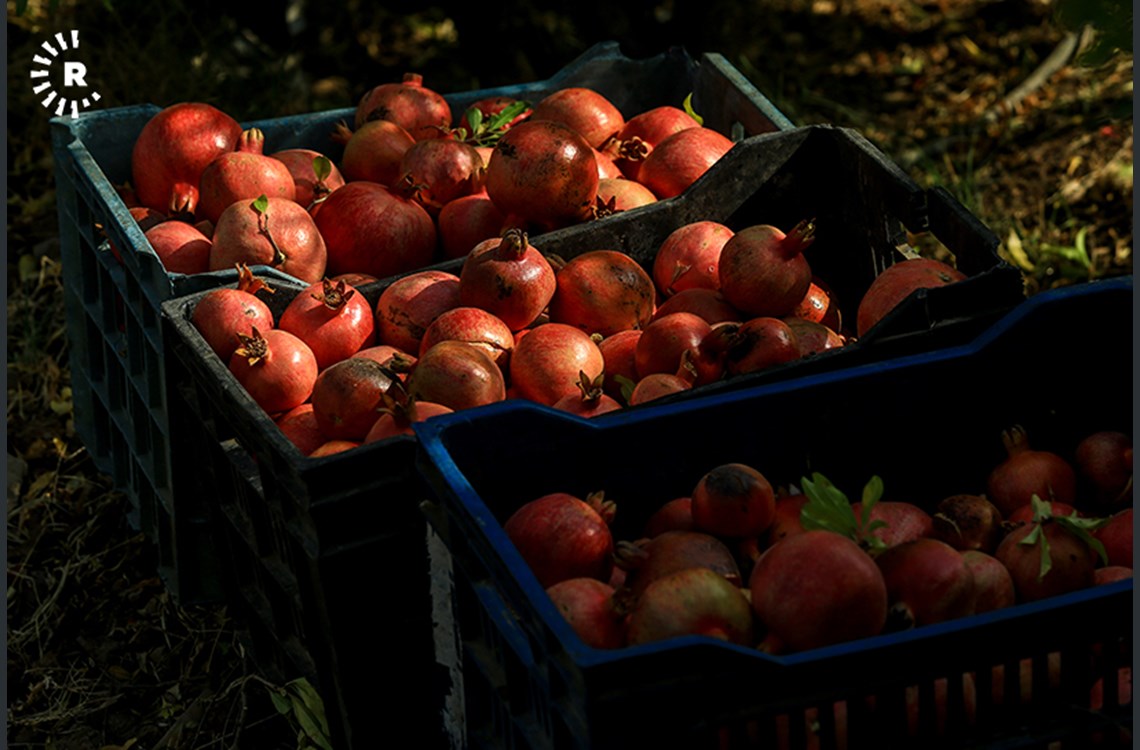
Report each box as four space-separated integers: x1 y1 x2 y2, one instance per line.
849 501 934 548
315 181 437 280
607 105 700 182
691 463 776 539
986 425 1077 516
548 250 656 337
764 493 811 548
592 178 657 218
551 371 622 418
502 491 615 588
545 578 625 649
352 345 416 374
625 567 753 646
374 270 461 354
228 327 318 414
1095 566 1133 585
961 550 1016 613
791 280 840 329
485 120 599 231
1006 500 1079 524
398 139 486 213
652 221 734 296
210 195 327 283
1096 508 1132 568
637 127 734 199
995 499 1102 602
723 317 800 376
782 318 845 357
644 497 694 538
145 220 212 275
931 494 1004 553
651 288 742 325
458 229 556 331
628 373 690 405
364 391 454 443
596 330 641 402
1075 430 1133 508
275 403 325 456
355 72 451 140
508 323 604 406
438 193 508 260
270 149 345 212
876 539 977 629
197 128 296 224
592 150 623 181
309 357 394 440
856 258 967 337
278 278 376 370
407 341 506 411
750 530 888 653
529 87 625 149
718 219 815 318
337 119 416 186
131 102 242 216
418 306 514 371
191 263 276 360
634 312 712 377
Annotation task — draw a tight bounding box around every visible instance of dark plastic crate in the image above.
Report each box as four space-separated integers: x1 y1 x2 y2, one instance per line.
414 276 1133 749
50 40 791 605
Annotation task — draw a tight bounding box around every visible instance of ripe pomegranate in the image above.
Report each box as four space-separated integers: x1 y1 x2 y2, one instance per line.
145 220 212 274
438 193 508 260
197 128 296 224
592 178 657 218
529 87 624 149
718 219 815 318
651 288 742 325
691 463 776 539
398 139 486 214
723 317 800 375
634 312 712 377
210 196 327 283
418 307 514 371
995 510 1100 602
782 318 845 357
352 344 415 374
1075 431 1133 508
637 127 734 199
652 221 734 296
337 119 417 186
364 395 454 443
546 578 625 649
931 494 1004 553
607 105 700 182
1095 566 1133 585
407 341 506 411
458 228 556 331
961 550 1016 614
592 149 623 180
596 330 642 402
485 120 599 231
625 567 753 646
849 501 934 549
750 530 888 653
191 263 276 360
1096 508 1132 568
309 357 394 440
502 491 615 588
643 497 694 538
548 250 656 337
275 403 325 456
986 425 1077 516
228 327 318 414
876 539 977 629
615 531 743 603
551 371 622 417
764 493 810 548
278 278 376 370
856 258 967 337
791 280 841 330
628 373 690 405
1006 500 1078 524
131 102 242 216
374 270 461 354
270 148 345 212
355 72 451 140
509 323 604 406
315 181 436 280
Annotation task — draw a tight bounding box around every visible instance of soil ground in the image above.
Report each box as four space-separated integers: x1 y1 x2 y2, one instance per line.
7 0 1132 747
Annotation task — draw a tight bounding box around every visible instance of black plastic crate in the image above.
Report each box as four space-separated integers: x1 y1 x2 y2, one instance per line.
414 276 1133 749
51 40 791 605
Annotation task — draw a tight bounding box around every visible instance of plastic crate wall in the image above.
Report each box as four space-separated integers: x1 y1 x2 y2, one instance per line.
415 277 1133 749
51 41 791 606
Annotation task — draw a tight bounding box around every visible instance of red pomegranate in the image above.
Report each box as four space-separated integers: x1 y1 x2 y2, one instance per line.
197 128 296 224
278 278 376 370
856 258 967 337
503 491 616 588
269 148 346 212
310 357 395 440
355 72 451 140
209 195 327 283
637 127 734 199
338 119 416 186
529 87 625 149
374 270 461 354
718 219 815 318
191 263 276 360
607 105 701 182
652 221 734 296
458 228 556 331
228 327 318 414
407 341 506 411
548 250 656 337
145 221 212 275
438 193 509 260
509 323 605 406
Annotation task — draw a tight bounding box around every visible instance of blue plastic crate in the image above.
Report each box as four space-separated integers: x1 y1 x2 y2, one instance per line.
50 40 791 606
414 276 1133 749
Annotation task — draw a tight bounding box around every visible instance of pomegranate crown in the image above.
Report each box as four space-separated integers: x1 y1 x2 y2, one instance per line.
1019 495 1109 581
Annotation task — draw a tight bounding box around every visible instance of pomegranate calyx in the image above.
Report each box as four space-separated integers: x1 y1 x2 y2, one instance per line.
784 218 817 256
233 326 269 365
331 121 354 145
616 136 650 162
496 227 529 260
401 72 424 86
1001 424 1031 457
613 538 651 571
235 263 276 295
585 490 617 525
312 278 353 310
574 370 606 402
592 195 620 220
237 128 266 155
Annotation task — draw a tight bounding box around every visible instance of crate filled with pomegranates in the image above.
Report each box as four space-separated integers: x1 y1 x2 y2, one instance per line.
414 276 1132 749
52 41 788 603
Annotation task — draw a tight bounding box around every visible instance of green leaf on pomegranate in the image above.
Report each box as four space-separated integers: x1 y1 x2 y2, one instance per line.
613 374 637 406
312 155 332 182
1055 514 1111 566
800 472 859 539
486 99 530 131
465 106 484 134
251 194 269 214
682 93 704 126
